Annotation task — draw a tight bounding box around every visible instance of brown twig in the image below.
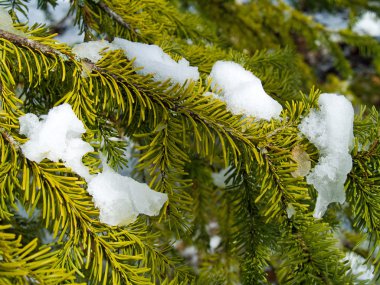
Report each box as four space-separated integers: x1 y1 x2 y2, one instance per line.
0 29 69 57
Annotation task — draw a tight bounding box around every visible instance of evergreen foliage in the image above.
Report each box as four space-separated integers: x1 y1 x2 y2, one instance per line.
0 0 379 284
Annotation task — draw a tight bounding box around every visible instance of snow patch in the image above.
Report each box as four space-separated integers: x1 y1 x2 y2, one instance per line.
72 40 116 63
72 38 199 85
299 93 354 218
210 235 221 252
19 104 93 181
211 167 232 189
19 104 168 226
87 167 168 226
182 245 198 266
354 12 380 37
113 38 199 85
344 252 374 281
209 61 282 121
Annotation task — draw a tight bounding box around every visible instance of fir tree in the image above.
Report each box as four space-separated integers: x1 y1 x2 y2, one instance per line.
0 0 379 284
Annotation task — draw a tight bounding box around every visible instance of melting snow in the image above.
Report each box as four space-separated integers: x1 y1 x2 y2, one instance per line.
72 40 116 63
353 12 380 37
19 104 167 226
72 38 199 85
19 104 93 181
211 167 232 189
209 61 282 121
113 38 199 85
299 93 354 218
87 166 168 226
344 252 374 281
210 235 221 252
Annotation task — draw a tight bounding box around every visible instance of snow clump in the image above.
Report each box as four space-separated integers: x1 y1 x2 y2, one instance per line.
19 104 93 181
209 235 221 253
19 104 168 226
72 38 199 85
209 61 282 121
298 93 354 218
353 12 380 37
344 252 374 281
211 167 232 189
72 40 116 63
113 38 199 85
87 166 168 226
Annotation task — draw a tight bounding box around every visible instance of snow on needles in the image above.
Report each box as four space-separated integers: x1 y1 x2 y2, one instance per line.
19 104 93 181
87 166 168 226
19 104 168 226
113 38 199 85
72 38 199 85
209 61 282 121
299 93 354 218
353 12 380 37
72 40 116 63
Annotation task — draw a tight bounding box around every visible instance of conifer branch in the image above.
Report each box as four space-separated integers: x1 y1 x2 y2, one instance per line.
0 225 78 284
0 29 270 164
2 1 380 281
97 1 134 32
0 29 71 58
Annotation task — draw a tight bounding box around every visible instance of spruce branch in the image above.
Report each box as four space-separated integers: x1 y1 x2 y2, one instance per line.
0 29 72 59
2 2 380 282
97 1 134 33
0 225 79 285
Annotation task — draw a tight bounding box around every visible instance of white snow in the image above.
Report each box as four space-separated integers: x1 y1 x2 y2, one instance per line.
72 40 116 63
72 38 199 84
209 61 282 121
211 167 232 189
210 235 221 252
19 104 93 181
298 93 354 218
19 104 168 226
182 245 198 265
112 38 199 85
206 221 219 233
353 11 380 37
344 252 374 281
0 7 26 36
87 166 168 226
